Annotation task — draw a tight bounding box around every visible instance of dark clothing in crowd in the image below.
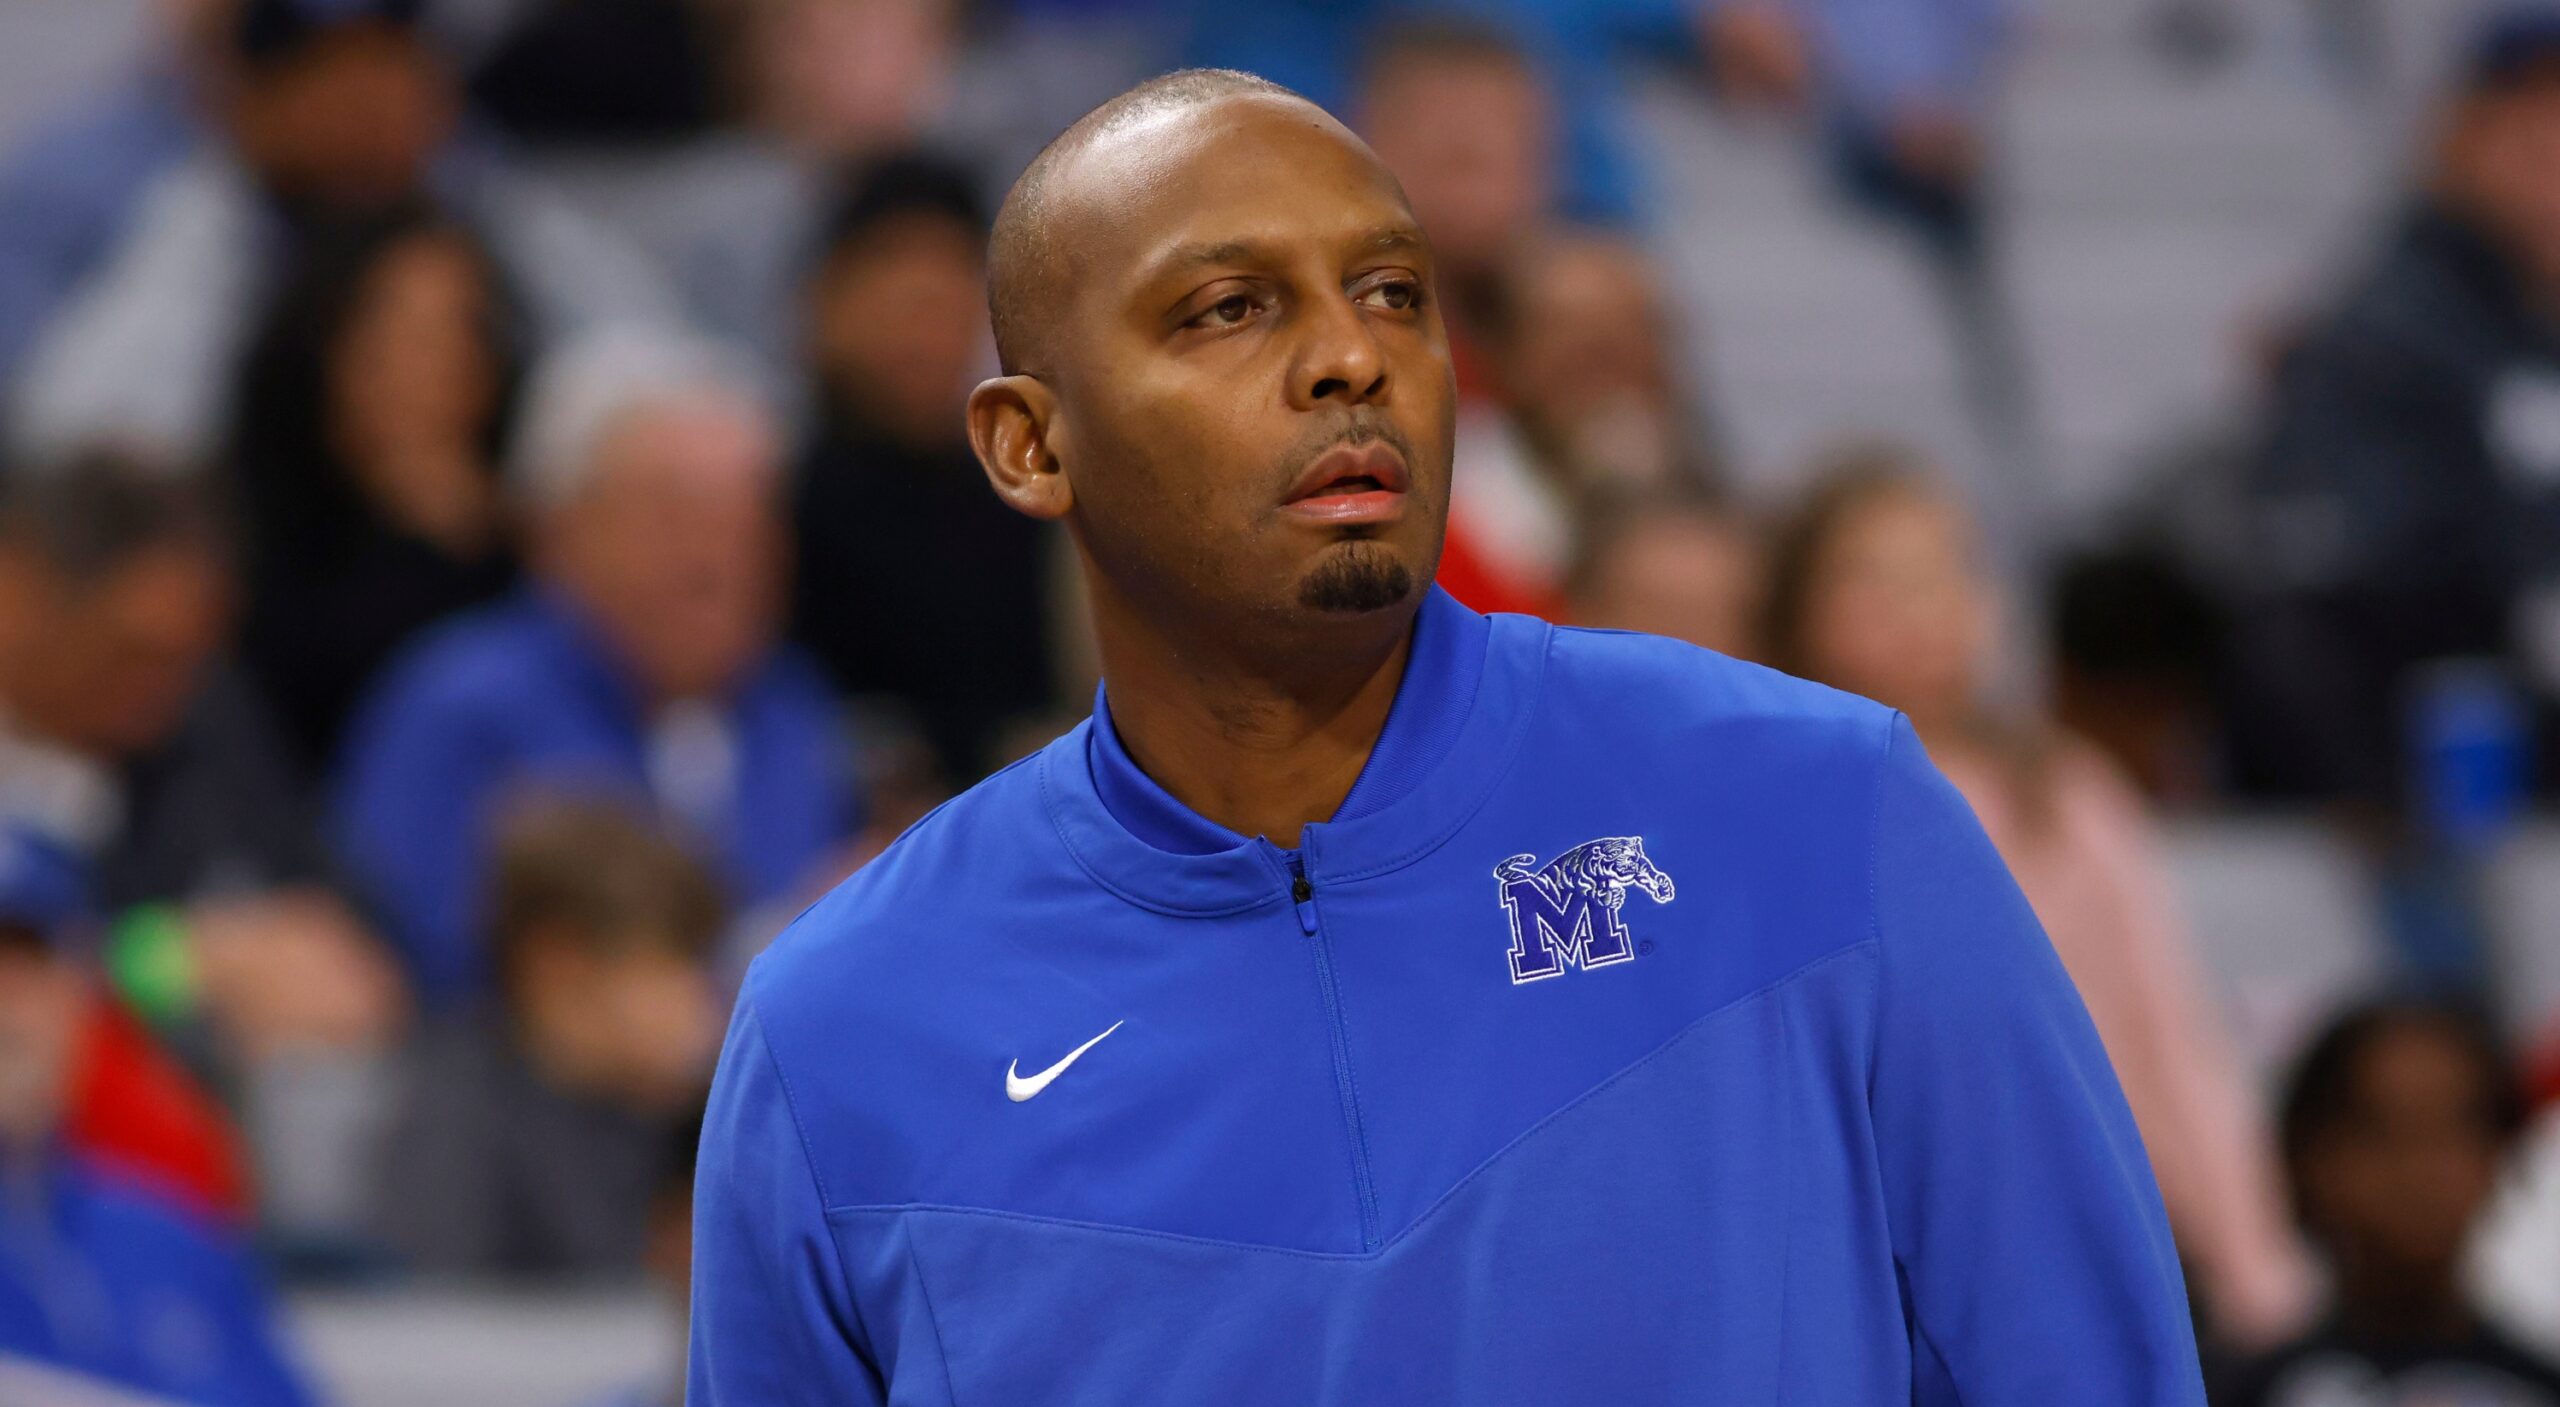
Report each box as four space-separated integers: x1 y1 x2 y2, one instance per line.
469 0 726 146
2217 1320 2560 1405
236 505 518 776
372 1013 671 1278
791 411 1055 784
226 208 522 774
93 665 338 914
2235 203 2560 805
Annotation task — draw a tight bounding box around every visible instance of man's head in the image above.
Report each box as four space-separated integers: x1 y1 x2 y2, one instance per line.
217 0 456 209
971 71 1456 661
2280 1000 2526 1309
2438 6 2560 299
512 329 787 703
808 152 990 449
0 453 234 760
489 796 726 1112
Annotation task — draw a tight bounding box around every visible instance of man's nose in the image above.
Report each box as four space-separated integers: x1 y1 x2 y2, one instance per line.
1288 294 1389 410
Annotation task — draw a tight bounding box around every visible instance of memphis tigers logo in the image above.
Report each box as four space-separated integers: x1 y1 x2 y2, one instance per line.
1493 837 1676 984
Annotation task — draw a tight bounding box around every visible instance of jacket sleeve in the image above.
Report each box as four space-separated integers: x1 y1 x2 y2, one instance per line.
688 993 885 1406
1866 715 2205 1403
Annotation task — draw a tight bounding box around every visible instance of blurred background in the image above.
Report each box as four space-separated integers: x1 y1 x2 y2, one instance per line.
5 0 2560 1402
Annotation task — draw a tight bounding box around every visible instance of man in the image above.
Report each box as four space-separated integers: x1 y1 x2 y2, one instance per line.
691 71 2201 1403
2235 5 2560 810
335 328 861 1006
0 825 316 1407
790 152 1059 786
5 0 673 466
2219 1001 2560 1404
372 797 723 1278
0 451 400 1078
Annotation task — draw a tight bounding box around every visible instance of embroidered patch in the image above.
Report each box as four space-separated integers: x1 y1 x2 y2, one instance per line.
1493 837 1676 984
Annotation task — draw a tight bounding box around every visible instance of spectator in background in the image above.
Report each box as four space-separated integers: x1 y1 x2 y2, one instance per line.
227 204 522 774
791 154 1057 786
335 328 860 1006
1356 21 1577 620
1564 490 1764 658
1354 19 1552 360
1764 448 2316 1349
0 823 248 1232
373 798 722 1279
2235 7 2560 809
1701 0 2015 264
5 0 674 467
0 0 229 385
0 827 317 1407
1190 3 1679 233
465 0 729 148
2220 1001 2560 1404
1489 230 1716 497
0 454 402 1067
745 0 960 161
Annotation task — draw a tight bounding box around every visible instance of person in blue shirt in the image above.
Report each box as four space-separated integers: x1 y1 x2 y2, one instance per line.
0 827 315 1407
336 328 860 1007
689 69 2203 1404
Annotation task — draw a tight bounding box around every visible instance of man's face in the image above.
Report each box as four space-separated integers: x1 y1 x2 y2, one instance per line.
1031 98 1456 637
2299 1024 2508 1288
544 400 786 702
0 546 233 759
226 26 455 207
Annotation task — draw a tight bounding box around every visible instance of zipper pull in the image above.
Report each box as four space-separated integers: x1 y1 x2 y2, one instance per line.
1287 857 1318 934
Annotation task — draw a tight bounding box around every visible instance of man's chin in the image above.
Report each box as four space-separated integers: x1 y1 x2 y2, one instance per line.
1297 541 1417 614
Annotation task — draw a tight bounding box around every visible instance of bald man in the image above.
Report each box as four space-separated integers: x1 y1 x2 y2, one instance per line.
688 71 2205 1405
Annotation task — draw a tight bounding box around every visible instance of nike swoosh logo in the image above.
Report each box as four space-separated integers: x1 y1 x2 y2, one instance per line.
1005 1020 1124 1103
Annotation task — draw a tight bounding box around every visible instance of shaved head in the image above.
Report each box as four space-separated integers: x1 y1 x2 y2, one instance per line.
989 68 1305 376
966 63 1454 689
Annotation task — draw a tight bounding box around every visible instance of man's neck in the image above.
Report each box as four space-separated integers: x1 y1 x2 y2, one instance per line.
1092 580 1417 850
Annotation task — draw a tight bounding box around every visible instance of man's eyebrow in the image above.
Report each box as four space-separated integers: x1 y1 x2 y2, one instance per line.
1148 224 1430 280
1355 225 1429 257
1154 238 1269 276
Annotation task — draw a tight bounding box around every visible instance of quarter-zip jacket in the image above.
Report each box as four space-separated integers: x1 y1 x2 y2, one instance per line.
689 590 2205 1404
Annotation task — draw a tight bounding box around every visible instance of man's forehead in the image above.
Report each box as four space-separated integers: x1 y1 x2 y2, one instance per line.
1051 95 1415 283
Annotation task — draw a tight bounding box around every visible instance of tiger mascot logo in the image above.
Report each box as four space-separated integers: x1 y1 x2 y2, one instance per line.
1492 837 1676 984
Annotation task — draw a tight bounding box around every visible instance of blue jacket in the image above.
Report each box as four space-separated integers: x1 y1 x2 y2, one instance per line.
335 590 858 1005
689 589 2202 1404
0 1154 315 1407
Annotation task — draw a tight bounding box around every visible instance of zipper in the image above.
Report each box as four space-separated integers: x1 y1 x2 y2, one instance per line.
1288 850 1381 1251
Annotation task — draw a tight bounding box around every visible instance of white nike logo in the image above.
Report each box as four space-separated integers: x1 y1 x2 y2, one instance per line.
1005 1020 1124 1103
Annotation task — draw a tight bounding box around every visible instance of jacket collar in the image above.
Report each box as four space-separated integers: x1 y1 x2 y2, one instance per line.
1041 588 1546 916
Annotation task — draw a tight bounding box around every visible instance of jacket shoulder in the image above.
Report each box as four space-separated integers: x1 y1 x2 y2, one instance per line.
1534 623 1895 757
743 745 1060 1022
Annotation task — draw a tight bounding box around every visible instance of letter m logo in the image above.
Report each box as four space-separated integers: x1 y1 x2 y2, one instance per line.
1492 837 1674 985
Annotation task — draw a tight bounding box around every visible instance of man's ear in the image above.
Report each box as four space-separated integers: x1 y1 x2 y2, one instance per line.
968 375 1072 521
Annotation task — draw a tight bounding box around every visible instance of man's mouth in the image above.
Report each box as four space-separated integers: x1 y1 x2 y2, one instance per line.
1283 440 1412 524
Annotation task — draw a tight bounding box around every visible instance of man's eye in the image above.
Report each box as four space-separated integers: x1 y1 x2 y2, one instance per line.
1200 294 1257 326
1362 280 1421 311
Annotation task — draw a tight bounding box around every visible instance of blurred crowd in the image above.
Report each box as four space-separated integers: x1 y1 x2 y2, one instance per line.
3 0 2560 1403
